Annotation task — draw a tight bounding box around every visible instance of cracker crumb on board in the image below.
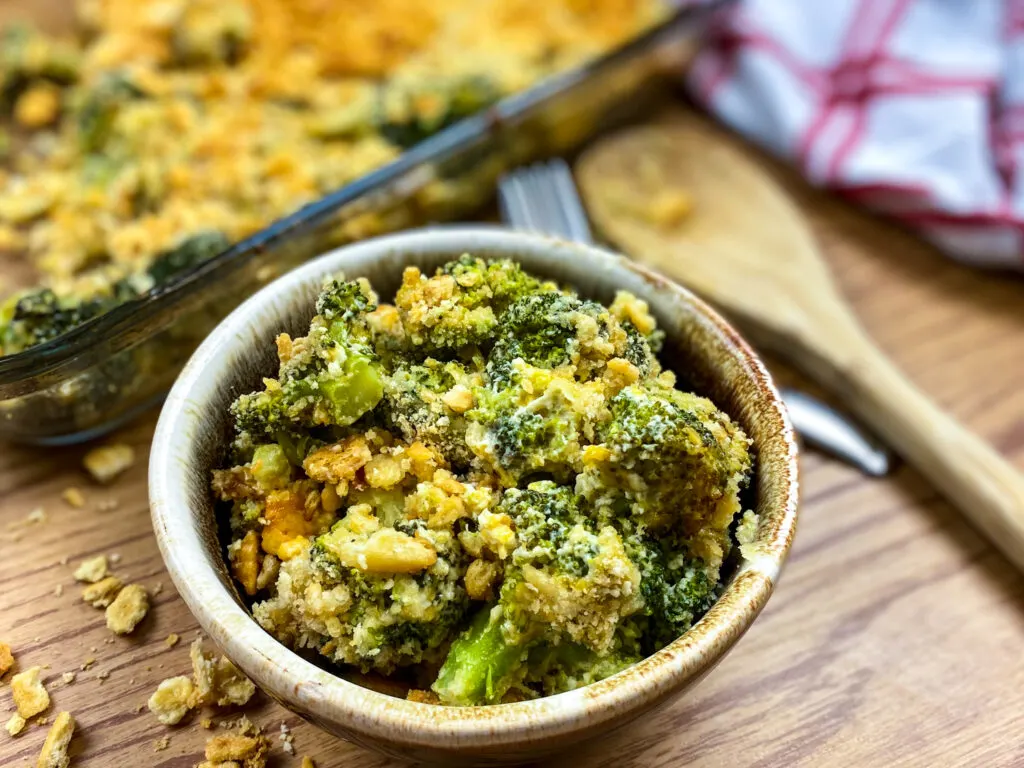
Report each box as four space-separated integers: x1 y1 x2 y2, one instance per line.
11 666 50 718
83 444 135 484
36 711 74 768
279 722 295 755
82 576 123 608
190 640 256 708
0 641 13 675
105 584 149 634
5 713 26 737
60 487 85 508
148 676 195 726
148 641 257 727
199 728 269 768
27 507 47 524
73 555 108 583
165 633 180 648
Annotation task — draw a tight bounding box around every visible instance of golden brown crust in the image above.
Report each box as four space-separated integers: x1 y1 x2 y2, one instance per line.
302 437 372 484
231 531 261 596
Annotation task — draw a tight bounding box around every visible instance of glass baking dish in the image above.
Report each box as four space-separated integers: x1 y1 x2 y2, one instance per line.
0 1 727 445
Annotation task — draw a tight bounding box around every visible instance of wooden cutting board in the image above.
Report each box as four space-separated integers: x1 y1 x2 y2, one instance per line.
2 128 1023 766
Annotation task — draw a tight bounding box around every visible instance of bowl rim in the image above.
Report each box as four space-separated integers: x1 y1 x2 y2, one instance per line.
149 226 798 749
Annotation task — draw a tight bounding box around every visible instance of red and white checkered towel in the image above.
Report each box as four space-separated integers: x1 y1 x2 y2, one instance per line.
687 0 1024 270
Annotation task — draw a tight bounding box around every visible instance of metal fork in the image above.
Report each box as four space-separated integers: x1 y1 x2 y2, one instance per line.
497 159 893 477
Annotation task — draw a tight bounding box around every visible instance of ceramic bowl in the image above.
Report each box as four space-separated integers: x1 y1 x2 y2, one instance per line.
149 226 799 765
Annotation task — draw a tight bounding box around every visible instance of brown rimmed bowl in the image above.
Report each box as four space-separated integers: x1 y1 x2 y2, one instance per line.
149 226 798 765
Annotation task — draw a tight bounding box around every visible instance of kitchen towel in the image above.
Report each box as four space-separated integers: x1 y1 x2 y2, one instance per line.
688 0 1024 269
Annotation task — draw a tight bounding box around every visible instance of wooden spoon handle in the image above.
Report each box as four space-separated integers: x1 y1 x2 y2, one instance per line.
823 330 1024 569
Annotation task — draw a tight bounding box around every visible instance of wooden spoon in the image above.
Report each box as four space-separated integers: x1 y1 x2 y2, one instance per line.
577 110 1024 571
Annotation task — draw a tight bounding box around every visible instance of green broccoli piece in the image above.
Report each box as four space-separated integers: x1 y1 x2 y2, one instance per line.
250 443 292 490
468 364 594 485
0 285 139 355
146 231 230 285
76 72 145 153
432 482 644 705
380 358 478 468
621 320 658 376
430 605 530 706
485 292 596 386
377 76 501 149
486 290 655 386
0 24 79 112
585 382 752 537
394 256 543 352
521 630 643 697
624 536 720 650
299 517 469 673
230 278 385 463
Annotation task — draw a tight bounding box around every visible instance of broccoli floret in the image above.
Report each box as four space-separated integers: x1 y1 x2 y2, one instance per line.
438 255 542 312
581 382 757 573
0 285 139 355
486 291 655 387
76 71 145 153
257 513 470 673
393 257 543 352
581 382 752 563
0 24 78 112
432 482 644 705
485 292 595 386
468 363 602 485
315 277 375 324
377 76 501 149
624 536 720 651
521 629 643 697
430 604 531 706
146 231 230 285
230 278 385 462
621 320 658 376
380 358 479 468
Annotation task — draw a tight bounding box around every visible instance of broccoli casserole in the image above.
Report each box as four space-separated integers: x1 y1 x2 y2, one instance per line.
0 0 668 355
212 256 754 706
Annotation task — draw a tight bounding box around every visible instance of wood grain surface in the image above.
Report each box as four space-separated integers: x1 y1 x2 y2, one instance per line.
2 141 1023 767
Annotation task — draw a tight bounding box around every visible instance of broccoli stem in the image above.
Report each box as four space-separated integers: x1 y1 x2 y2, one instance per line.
431 605 529 706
